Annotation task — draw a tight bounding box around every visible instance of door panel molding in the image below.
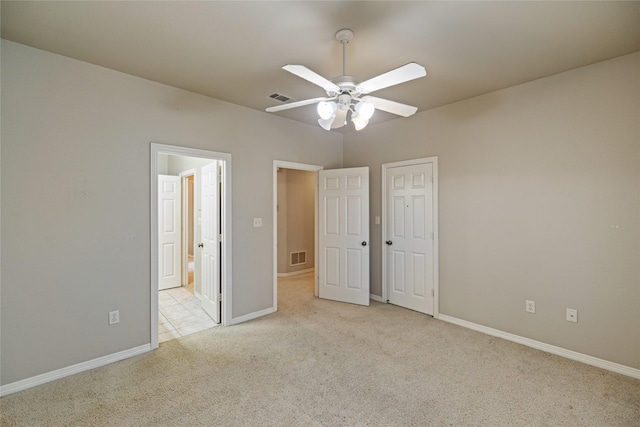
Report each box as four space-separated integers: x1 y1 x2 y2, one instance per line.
200 161 220 323
318 167 370 306
158 175 182 290
382 157 439 316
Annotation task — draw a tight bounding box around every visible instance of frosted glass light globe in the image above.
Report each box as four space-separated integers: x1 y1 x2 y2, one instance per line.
317 101 337 120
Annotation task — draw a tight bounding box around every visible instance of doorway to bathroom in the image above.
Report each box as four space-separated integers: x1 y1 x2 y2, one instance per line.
151 144 232 349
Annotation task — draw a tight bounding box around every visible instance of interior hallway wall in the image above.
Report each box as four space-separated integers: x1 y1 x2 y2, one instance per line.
343 52 640 370
277 169 315 275
277 169 289 273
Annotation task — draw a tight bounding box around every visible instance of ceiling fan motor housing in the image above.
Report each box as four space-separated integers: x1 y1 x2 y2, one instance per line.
328 75 362 97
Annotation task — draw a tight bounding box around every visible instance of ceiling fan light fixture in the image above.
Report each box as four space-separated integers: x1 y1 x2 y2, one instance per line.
354 101 375 120
317 101 337 120
267 29 425 130
318 116 336 131
351 114 369 131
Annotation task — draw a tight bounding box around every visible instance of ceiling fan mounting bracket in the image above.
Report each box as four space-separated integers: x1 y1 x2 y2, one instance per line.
335 28 354 44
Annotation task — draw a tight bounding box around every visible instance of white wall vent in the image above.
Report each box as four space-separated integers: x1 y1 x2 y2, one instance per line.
289 250 307 266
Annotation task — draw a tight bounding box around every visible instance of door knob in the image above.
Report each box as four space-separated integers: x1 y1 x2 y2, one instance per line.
386 240 392 245
198 243 204 248
361 241 367 246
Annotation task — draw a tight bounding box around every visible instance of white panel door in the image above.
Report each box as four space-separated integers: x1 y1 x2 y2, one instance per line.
200 161 220 323
319 167 370 306
158 175 182 291
386 163 434 314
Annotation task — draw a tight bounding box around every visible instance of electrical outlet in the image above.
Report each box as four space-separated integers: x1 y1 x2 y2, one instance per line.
253 218 262 228
109 310 120 325
525 300 536 313
566 308 578 323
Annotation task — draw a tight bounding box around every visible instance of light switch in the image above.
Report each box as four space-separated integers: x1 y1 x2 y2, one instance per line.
253 218 262 227
375 216 381 225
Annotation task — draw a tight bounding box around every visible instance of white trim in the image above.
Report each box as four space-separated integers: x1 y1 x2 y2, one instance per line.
229 307 276 326
273 161 323 312
437 314 640 380
0 344 151 397
151 143 233 350
277 268 315 278
381 157 439 316
370 294 383 303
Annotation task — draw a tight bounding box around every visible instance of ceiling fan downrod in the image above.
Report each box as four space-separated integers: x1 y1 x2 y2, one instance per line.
335 28 354 77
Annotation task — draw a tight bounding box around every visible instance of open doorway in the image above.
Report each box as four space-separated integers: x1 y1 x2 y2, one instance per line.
157 161 214 343
151 144 232 349
181 172 195 293
273 161 322 309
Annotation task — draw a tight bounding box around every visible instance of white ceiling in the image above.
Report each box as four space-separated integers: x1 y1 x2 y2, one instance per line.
2 1 639 132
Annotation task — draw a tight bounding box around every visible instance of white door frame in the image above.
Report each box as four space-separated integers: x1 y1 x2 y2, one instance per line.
381 156 439 317
272 160 323 310
179 169 196 287
151 143 232 349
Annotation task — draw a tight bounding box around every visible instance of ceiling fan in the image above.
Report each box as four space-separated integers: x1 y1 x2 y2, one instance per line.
266 29 426 131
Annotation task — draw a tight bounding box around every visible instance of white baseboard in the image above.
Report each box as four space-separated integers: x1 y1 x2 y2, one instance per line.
437 314 640 380
229 307 276 325
0 344 152 397
277 268 315 278
370 294 383 302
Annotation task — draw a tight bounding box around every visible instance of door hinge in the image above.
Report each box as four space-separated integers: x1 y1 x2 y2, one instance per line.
218 234 223 241
217 294 222 303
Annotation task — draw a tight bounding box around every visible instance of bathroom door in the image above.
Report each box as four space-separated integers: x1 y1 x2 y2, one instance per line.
158 175 182 290
200 161 220 323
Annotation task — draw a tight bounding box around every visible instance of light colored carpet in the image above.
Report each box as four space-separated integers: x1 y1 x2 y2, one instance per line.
1 272 639 426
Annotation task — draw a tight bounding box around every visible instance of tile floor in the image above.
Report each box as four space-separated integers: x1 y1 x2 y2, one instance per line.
159 286 218 343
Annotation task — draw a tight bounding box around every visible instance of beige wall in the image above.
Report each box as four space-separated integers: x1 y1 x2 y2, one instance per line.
277 169 315 274
277 168 289 273
344 52 640 369
2 38 638 388
0 40 342 385
279 169 316 273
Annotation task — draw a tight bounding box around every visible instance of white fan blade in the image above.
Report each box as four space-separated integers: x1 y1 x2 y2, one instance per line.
283 65 341 93
331 108 348 129
361 96 418 117
356 63 426 94
266 97 332 113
